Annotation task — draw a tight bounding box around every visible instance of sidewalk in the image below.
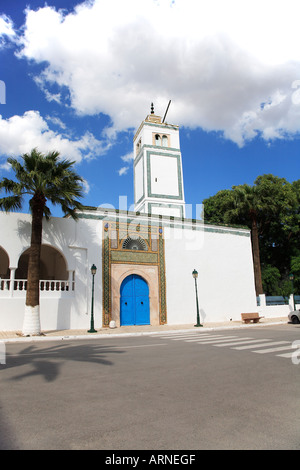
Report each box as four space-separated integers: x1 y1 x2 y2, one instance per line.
0 317 288 343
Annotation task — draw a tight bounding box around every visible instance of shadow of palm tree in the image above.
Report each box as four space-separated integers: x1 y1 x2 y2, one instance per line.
5 342 124 382
0 407 20 450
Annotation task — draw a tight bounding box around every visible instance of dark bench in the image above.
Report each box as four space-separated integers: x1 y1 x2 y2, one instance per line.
241 312 263 324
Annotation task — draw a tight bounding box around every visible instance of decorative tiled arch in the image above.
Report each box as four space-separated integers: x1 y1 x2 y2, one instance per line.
102 220 167 327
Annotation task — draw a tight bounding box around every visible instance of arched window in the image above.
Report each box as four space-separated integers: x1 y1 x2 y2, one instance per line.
162 135 168 147
136 138 142 154
153 133 169 147
155 134 161 146
122 237 148 251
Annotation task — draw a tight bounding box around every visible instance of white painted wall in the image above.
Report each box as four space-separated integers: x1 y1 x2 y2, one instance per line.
0 210 263 331
134 158 144 203
164 225 257 324
150 153 179 196
0 212 103 332
151 206 182 218
257 294 300 318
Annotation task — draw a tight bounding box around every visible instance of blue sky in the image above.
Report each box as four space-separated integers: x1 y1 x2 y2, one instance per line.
0 0 299 218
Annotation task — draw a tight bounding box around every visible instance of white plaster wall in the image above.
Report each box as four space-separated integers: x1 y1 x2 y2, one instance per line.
0 297 74 331
164 225 257 324
257 294 300 318
0 212 104 332
134 158 144 203
0 211 261 331
70 216 103 330
150 154 179 196
151 206 182 218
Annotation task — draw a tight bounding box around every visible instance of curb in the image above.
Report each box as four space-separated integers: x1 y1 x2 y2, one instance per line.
0 320 287 344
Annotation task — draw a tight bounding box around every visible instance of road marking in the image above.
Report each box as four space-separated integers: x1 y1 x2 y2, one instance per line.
186 335 237 343
233 341 289 350
156 333 214 339
252 344 294 354
153 332 299 361
214 338 271 347
195 336 247 344
213 338 267 347
167 334 215 340
276 352 295 358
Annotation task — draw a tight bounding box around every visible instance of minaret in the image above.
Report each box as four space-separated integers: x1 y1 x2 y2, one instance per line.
133 104 185 218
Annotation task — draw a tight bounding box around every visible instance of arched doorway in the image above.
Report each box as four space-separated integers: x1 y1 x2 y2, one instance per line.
120 274 150 326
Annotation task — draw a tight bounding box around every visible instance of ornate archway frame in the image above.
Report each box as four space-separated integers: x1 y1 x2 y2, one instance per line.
102 219 167 327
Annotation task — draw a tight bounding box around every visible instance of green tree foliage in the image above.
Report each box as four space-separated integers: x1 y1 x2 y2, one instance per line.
203 174 300 295
261 265 281 296
291 255 300 293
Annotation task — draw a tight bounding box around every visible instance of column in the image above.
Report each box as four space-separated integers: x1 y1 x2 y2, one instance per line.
9 267 16 297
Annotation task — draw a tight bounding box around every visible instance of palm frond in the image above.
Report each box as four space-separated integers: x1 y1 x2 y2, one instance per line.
0 178 25 195
0 195 23 212
43 205 52 220
0 148 84 218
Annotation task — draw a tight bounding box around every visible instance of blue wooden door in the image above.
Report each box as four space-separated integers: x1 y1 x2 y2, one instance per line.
120 275 150 326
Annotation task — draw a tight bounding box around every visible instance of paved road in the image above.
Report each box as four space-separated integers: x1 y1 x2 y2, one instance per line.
1 324 299 450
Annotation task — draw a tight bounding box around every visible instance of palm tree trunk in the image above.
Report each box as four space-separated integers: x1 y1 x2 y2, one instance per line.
250 214 264 296
22 192 45 336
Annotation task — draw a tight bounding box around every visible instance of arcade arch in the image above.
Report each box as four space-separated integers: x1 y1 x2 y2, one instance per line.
0 246 9 279
16 245 68 280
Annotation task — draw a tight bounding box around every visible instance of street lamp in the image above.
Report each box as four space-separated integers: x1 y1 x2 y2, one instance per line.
88 264 97 333
289 273 296 311
192 269 203 327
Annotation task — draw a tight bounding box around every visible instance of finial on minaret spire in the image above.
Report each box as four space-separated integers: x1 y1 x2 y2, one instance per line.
145 102 161 123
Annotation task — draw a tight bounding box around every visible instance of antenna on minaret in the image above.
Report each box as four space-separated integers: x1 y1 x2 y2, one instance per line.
162 100 171 123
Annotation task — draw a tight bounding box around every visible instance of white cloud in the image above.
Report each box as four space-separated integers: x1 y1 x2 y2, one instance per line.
16 0 300 146
0 110 109 163
45 115 67 130
0 14 16 47
118 152 134 176
121 152 134 163
33 75 62 104
82 178 90 194
0 161 10 172
118 166 129 176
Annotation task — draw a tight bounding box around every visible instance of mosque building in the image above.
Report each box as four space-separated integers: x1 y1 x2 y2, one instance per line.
0 106 258 332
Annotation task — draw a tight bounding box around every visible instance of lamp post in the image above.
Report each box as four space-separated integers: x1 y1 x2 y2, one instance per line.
289 273 296 311
192 269 203 327
88 264 97 333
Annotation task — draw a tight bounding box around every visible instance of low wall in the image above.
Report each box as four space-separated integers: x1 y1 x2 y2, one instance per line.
0 297 91 332
257 294 300 319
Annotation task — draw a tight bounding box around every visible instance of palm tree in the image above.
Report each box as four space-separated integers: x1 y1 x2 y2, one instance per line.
227 175 294 296
203 174 297 297
0 148 84 336
226 184 264 295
